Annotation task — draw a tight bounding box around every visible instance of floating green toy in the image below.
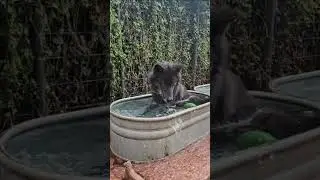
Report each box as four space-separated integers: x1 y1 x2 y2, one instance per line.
236 130 277 149
183 102 197 109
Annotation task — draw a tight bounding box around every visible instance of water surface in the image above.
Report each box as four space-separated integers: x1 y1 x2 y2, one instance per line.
211 97 320 160
6 119 108 177
111 93 209 118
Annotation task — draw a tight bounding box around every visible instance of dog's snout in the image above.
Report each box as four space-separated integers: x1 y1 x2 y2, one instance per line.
167 97 173 102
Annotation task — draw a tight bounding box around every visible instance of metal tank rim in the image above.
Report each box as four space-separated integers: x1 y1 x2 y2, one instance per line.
269 70 320 99
194 83 210 91
110 90 210 122
0 106 109 180
212 90 320 176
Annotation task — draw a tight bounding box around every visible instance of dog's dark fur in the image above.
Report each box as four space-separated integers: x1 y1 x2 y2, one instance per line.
210 6 320 141
211 6 257 124
147 61 190 105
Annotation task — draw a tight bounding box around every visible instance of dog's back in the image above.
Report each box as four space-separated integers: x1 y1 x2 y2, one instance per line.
147 61 189 104
211 6 257 123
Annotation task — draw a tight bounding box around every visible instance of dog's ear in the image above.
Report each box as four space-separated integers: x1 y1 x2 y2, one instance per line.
172 63 183 73
153 63 164 73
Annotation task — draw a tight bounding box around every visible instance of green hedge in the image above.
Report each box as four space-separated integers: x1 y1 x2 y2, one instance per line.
225 0 320 89
1 0 320 129
110 0 210 100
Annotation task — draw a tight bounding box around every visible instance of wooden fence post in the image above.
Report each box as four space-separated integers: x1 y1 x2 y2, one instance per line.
189 0 200 87
262 0 276 84
31 1 48 116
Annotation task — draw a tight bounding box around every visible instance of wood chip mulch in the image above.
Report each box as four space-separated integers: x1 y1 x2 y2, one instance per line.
110 135 210 180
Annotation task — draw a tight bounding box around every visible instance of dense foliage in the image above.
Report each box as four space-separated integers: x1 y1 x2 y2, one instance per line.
110 0 210 100
1 0 108 127
225 0 320 89
1 0 320 131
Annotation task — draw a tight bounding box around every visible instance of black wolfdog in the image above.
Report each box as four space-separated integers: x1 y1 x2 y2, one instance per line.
211 6 257 124
210 6 320 139
147 61 190 106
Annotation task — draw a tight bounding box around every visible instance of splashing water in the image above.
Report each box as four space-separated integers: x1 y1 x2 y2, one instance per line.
111 96 207 118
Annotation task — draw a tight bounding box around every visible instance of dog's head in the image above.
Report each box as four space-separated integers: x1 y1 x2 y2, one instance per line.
148 61 183 104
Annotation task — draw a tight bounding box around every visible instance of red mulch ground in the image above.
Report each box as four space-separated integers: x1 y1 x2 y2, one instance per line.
110 135 210 180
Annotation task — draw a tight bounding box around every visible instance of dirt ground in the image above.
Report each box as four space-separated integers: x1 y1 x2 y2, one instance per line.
110 135 210 180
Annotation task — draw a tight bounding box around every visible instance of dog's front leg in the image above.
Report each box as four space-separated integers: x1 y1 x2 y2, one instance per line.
175 98 191 107
175 95 206 107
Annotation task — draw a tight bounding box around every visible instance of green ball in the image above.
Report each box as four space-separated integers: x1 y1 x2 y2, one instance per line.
183 102 197 109
236 130 277 149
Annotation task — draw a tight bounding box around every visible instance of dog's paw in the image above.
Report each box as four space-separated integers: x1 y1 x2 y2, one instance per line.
175 100 186 107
